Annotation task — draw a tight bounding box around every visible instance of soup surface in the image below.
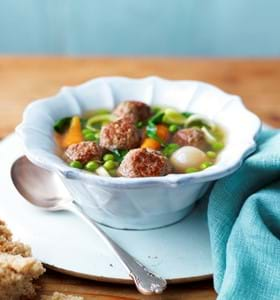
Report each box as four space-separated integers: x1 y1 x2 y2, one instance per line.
54 101 225 177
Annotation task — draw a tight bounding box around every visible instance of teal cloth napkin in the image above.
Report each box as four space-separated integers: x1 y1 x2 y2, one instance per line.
208 128 280 300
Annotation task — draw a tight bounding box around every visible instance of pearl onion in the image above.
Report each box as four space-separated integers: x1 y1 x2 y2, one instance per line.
170 146 207 172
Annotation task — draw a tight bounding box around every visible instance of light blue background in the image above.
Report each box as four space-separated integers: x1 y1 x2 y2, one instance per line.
0 0 279 56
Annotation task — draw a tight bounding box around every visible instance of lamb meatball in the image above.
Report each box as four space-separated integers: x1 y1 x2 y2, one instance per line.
64 141 104 164
99 117 140 151
118 148 171 178
172 128 207 150
113 100 151 122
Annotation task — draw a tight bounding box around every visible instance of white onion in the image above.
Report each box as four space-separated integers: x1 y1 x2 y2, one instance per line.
170 146 207 172
184 114 216 130
95 166 111 177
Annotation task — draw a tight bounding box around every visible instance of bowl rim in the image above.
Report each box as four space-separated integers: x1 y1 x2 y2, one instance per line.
17 76 262 188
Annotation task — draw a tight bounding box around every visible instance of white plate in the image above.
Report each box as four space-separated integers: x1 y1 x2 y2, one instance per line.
0 134 212 283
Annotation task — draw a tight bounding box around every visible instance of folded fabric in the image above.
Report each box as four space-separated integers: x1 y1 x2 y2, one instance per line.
208 128 280 300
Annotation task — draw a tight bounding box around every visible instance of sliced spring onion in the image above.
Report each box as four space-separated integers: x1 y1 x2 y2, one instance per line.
201 126 217 144
86 114 116 130
162 108 186 125
184 114 216 130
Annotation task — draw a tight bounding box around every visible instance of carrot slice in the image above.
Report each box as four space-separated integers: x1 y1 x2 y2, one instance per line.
62 116 83 148
156 124 169 142
141 138 161 150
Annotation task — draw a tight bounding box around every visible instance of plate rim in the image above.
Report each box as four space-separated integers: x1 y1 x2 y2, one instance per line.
45 263 212 284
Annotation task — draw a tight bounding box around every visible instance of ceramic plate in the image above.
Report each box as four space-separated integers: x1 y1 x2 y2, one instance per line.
0 134 212 283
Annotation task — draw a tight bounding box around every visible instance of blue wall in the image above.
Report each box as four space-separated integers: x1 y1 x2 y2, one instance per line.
0 0 279 56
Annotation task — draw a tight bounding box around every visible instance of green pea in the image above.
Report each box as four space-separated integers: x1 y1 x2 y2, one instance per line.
84 132 96 141
206 151 217 159
200 161 214 170
103 154 115 161
85 161 99 172
94 132 100 139
168 124 178 133
185 167 199 173
108 169 117 177
82 128 93 136
69 161 83 169
103 160 117 170
211 142 224 151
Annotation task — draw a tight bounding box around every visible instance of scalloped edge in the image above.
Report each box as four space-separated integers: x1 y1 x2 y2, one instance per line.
17 76 261 188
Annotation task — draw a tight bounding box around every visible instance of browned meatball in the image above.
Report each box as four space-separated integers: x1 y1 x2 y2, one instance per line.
64 141 104 164
99 117 141 151
172 128 207 150
118 148 171 178
113 100 151 122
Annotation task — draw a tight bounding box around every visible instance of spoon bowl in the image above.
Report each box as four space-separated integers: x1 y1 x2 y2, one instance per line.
11 156 70 210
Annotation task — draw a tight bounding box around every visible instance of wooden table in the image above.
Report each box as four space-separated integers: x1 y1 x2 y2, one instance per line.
0 57 279 299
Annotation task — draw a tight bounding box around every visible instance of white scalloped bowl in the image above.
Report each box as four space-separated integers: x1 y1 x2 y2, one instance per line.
17 77 261 230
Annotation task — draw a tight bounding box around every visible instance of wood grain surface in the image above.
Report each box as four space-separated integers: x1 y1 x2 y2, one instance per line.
0 57 279 299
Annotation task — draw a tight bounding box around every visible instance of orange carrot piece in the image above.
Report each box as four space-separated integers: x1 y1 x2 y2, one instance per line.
156 124 169 142
141 138 161 150
62 116 83 148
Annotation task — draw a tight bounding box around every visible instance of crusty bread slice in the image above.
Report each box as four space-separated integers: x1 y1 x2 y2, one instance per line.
0 253 45 299
0 219 45 299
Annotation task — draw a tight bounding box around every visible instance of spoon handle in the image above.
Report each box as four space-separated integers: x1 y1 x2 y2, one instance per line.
66 201 167 295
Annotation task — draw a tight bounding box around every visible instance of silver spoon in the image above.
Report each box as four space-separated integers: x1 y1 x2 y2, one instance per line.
11 156 167 295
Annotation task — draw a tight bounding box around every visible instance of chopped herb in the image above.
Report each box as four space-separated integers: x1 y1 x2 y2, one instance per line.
146 123 165 145
53 117 72 134
148 111 164 124
162 143 180 157
111 149 128 162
